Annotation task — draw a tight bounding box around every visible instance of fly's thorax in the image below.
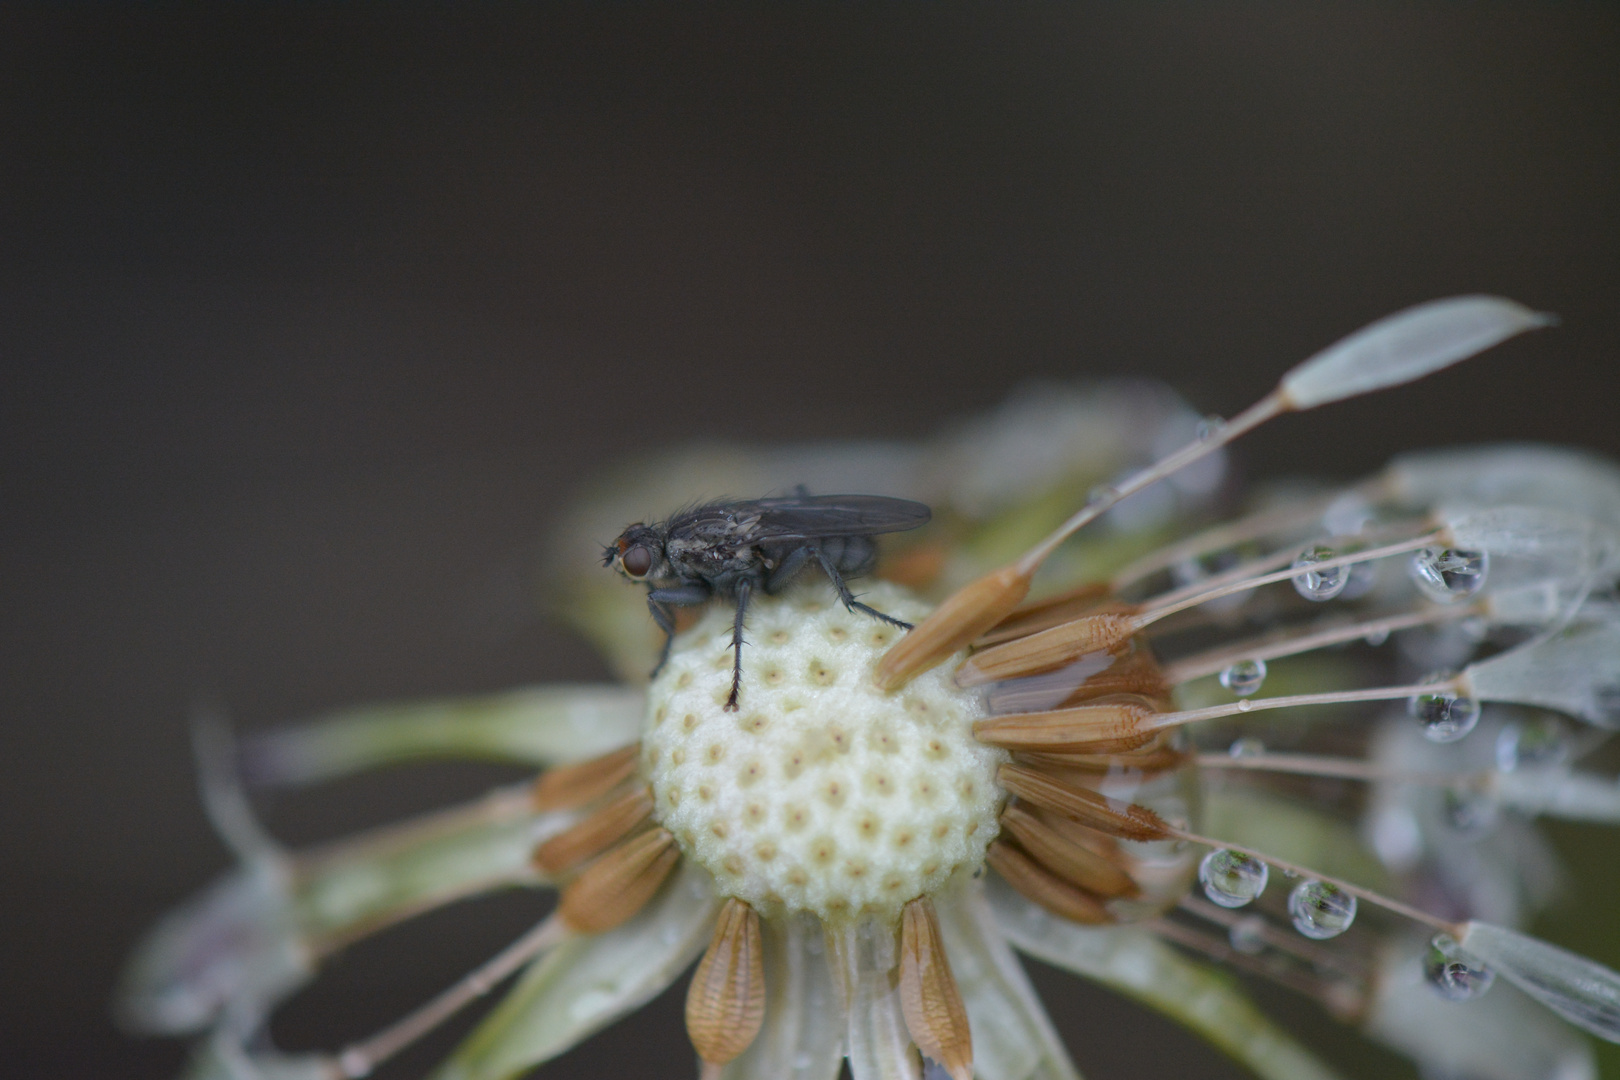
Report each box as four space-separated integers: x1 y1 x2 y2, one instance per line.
642 581 1006 924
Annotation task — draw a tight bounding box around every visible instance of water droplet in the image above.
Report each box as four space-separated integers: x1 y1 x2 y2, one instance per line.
1237 699 1253 712
1408 673 1482 743
1199 849 1270 908
1363 627 1391 647
1495 716 1567 772
1172 557 1207 588
1292 545 1348 601
1410 547 1490 603
1227 736 1266 759
1288 880 1356 939
1228 915 1267 955
1088 483 1121 506
1426 934 1496 1001
1339 558 1381 600
1443 785 1500 837
1591 684 1620 725
1219 659 1268 697
1196 415 1227 441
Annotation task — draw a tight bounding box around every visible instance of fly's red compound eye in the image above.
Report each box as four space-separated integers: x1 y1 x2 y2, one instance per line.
622 545 654 578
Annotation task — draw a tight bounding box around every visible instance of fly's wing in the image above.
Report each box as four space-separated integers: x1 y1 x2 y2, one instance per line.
740 494 931 540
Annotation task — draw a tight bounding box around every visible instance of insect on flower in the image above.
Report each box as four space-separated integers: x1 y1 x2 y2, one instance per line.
122 295 1620 1080
603 493 932 710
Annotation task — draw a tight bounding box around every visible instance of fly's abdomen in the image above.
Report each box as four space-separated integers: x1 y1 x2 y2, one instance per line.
822 534 877 577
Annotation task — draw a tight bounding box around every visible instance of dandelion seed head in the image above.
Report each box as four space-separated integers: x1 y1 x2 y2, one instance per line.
645 580 1006 922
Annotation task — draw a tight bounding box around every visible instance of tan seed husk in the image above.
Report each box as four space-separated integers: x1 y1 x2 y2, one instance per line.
982 650 1171 715
979 582 1114 645
532 783 654 876
685 898 766 1066
875 564 1032 690
557 827 679 934
996 764 1171 842
956 612 1139 686
532 743 641 811
987 840 1114 925
999 803 1141 899
1014 742 1188 775
974 702 1155 754
899 896 973 1080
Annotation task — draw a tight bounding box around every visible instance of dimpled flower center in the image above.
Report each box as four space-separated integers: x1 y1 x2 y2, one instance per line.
643 581 1006 923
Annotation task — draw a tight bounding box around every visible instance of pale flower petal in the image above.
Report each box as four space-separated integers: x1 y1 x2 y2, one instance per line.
244 684 645 785
830 919 923 1080
180 1027 333 1080
1364 940 1595 1080
987 876 1346 1080
933 881 1081 1080
118 859 309 1037
720 913 844 1080
431 862 720 1080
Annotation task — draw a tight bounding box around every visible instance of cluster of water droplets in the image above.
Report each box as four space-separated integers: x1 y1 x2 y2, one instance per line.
1425 934 1497 1002
1408 671 1483 743
1287 880 1357 939
1198 849 1269 908
1409 547 1490 603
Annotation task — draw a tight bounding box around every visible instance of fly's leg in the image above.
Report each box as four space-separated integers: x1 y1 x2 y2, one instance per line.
645 585 711 677
725 579 752 712
764 545 813 593
808 545 914 630
645 598 677 677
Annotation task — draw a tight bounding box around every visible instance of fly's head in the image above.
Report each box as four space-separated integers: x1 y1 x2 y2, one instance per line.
603 523 668 584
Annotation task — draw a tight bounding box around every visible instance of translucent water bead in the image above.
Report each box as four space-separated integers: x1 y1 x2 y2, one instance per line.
1198 849 1269 908
1218 659 1267 697
1409 547 1489 603
1426 934 1496 1002
1227 737 1266 759
1408 673 1482 743
1292 545 1349 601
1495 716 1568 772
1288 880 1357 939
1228 915 1267 955
1442 785 1500 837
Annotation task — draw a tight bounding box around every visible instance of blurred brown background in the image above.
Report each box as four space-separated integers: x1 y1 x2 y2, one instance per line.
2 6 1617 1079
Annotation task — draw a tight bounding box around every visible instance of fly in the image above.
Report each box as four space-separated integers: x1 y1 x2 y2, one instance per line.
603 492 932 710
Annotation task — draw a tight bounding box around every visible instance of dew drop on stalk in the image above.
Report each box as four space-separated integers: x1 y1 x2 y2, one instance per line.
1288 880 1356 939
1218 659 1267 697
1442 785 1499 837
1410 547 1490 602
1409 672 1482 743
1228 915 1267 955
1426 934 1497 1002
1088 483 1120 506
1292 545 1348 601
1339 557 1380 600
1199 849 1269 908
1495 716 1567 772
1227 736 1265 759
1592 684 1620 726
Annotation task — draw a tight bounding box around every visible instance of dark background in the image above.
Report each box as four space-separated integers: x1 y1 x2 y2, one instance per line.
3 6 1617 1079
